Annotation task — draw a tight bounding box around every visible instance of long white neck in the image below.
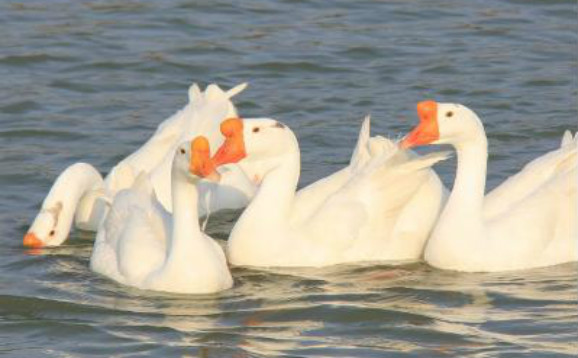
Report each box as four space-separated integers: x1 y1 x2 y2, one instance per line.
243 140 301 226
227 144 300 266
425 126 490 270
443 134 488 222
163 163 206 267
38 163 104 245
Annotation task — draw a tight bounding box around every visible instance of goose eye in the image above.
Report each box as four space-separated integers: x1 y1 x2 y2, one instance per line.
49 230 55 236
446 111 453 118
179 148 186 155
252 127 260 133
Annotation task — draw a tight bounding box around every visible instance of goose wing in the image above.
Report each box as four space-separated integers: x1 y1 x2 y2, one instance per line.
484 132 577 219
300 148 450 257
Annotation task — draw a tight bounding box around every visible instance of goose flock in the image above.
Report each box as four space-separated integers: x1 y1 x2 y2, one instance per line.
23 83 577 294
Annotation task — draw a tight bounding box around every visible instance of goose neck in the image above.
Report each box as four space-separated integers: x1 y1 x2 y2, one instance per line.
42 163 104 244
252 144 301 219
448 136 488 214
166 167 204 263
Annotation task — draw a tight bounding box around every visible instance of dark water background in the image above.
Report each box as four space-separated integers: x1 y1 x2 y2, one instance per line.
1 0 576 357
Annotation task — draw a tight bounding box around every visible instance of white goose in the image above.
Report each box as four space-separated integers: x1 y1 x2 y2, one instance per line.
89 137 233 294
401 100 577 272
23 83 256 248
210 117 449 267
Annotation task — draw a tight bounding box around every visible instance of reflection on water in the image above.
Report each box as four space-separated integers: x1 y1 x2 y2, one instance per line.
3 242 576 357
0 0 576 357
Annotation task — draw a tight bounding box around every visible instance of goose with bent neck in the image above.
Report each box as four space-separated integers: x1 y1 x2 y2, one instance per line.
24 82 256 249
401 100 577 272
215 117 449 268
23 163 106 248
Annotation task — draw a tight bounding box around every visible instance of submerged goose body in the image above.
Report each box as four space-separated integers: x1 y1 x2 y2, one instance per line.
401 101 577 272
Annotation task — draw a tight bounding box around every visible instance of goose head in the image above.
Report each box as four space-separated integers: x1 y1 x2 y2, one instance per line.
176 136 221 183
211 117 295 174
400 101 484 149
23 202 64 248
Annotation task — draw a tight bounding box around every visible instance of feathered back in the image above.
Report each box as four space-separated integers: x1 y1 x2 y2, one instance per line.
111 82 247 184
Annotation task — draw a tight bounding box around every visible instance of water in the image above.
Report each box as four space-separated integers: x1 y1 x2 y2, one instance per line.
0 0 576 356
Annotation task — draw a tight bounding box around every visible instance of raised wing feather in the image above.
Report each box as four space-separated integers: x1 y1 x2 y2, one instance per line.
292 117 402 226
291 117 370 225
349 116 372 171
484 132 577 219
302 148 450 253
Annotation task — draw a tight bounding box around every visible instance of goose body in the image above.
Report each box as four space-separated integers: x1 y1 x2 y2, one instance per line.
401 101 577 272
90 138 233 294
211 117 448 267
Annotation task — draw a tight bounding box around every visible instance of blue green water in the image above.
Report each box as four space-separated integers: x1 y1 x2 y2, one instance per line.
1 0 576 357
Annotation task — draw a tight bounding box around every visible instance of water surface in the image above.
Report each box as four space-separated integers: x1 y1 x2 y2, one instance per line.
1 0 576 357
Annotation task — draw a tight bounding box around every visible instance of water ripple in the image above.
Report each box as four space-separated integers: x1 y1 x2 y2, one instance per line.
0 0 577 357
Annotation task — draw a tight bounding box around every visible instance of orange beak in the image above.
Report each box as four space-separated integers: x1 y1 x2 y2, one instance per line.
212 117 247 166
400 100 440 149
23 232 44 248
190 136 221 182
